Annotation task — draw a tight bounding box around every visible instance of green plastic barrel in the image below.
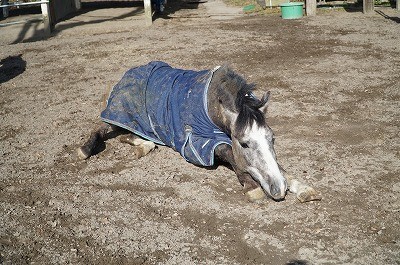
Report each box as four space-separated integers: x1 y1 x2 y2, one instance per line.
280 2 304 19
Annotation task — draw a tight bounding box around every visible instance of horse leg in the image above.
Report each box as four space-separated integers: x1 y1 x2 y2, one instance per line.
214 144 264 201
119 134 156 159
278 165 322 203
77 122 112 160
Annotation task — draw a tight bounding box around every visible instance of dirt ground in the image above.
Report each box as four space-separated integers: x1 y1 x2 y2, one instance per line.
1 1 399 264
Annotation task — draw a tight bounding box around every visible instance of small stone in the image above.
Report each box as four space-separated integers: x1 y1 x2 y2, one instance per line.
6 185 16 192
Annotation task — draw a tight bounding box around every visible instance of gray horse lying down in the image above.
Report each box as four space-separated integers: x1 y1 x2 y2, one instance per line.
78 61 321 202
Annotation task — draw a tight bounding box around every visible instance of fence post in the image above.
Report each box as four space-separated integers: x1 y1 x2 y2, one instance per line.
144 0 152 26
363 0 374 13
306 0 317 16
41 2 51 36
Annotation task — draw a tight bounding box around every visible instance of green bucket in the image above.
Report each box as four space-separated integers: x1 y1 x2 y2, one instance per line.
280 2 304 19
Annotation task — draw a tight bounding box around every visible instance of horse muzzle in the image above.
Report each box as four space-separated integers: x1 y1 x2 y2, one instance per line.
268 180 287 200
248 167 288 200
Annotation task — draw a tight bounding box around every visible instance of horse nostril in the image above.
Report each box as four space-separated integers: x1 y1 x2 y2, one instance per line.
270 184 280 196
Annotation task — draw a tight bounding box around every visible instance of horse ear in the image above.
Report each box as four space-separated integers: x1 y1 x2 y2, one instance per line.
211 65 226 86
259 91 270 114
215 64 230 78
220 63 230 71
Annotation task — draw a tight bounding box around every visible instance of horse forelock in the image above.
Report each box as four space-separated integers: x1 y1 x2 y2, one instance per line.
234 82 267 136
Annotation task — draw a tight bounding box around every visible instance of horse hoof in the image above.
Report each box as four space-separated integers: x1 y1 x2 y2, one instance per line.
120 135 146 146
132 142 156 159
132 147 143 160
296 187 322 203
77 146 90 160
245 187 266 202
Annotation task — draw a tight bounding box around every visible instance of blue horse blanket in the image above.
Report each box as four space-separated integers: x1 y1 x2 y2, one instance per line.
100 61 232 166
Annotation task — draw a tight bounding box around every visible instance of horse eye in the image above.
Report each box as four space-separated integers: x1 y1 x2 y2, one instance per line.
266 135 275 144
240 142 249 148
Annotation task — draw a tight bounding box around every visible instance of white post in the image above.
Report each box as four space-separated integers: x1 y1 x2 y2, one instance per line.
144 0 152 26
74 0 81 10
397 0 399 10
363 0 374 13
41 2 51 36
306 0 317 16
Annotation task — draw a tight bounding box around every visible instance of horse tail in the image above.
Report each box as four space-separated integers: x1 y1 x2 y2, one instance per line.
101 83 114 110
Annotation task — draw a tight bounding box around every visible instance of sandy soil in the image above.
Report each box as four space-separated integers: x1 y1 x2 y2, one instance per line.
1 1 399 264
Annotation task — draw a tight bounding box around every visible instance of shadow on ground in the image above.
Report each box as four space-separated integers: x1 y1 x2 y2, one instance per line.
0 54 26 84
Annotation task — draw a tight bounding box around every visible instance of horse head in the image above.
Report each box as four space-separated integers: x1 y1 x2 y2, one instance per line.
209 65 287 200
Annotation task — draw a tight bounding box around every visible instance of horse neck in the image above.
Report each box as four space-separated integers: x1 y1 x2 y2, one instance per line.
207 68 238 136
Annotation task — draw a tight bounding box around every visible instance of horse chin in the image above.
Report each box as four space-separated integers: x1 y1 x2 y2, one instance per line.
269 190 287 201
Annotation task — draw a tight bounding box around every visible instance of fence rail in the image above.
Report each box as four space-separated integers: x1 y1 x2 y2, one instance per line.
0 1 49 8
1 0 51 35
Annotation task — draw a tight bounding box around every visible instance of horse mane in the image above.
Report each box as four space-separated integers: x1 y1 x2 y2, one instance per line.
232 72 267 135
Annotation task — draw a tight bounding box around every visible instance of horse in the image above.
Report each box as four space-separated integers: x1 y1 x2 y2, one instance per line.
77 61 320 202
